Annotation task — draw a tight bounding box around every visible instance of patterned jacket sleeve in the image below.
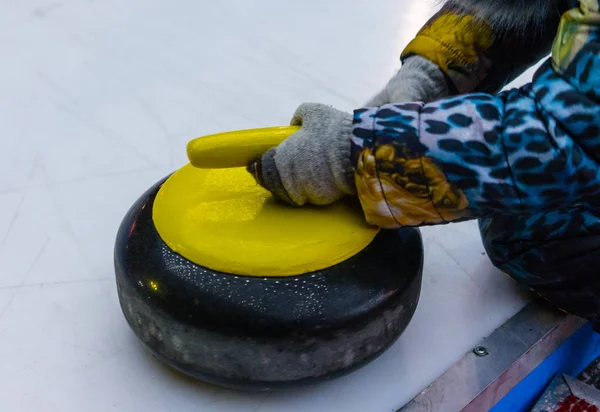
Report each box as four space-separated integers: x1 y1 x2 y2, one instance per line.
351 1 600 229
400 0 571 96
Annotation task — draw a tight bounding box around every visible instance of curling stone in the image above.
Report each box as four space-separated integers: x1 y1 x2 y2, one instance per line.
114 126 423 390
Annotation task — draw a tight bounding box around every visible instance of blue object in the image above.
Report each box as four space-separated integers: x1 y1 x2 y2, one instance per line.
491 323 600 412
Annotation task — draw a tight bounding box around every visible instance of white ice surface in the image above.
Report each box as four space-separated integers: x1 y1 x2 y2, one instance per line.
0 1 535 410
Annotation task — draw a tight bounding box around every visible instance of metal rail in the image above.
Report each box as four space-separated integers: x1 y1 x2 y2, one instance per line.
399 301 586 412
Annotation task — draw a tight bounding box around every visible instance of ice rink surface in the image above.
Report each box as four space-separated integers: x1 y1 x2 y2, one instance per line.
0 1 541 410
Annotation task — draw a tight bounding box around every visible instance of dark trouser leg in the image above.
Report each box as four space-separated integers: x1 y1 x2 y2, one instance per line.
479 208 600 330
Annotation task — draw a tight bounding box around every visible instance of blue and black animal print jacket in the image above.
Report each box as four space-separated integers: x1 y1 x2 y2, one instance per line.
350 0 600 229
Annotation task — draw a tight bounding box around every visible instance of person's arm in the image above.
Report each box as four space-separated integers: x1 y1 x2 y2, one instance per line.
351 64 599 228
353 0 600 228
368 0 571 107
249 0 599 228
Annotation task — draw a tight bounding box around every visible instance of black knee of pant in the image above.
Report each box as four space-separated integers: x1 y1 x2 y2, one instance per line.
478 209 600 326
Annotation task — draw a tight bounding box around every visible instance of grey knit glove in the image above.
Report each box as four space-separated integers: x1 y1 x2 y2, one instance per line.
365 56 450 106
247 56 448 207
247 103 355 206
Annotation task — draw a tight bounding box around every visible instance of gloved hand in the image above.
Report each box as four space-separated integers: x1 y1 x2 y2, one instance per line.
365 55 449 106
247 103 355 206
247 56 449 207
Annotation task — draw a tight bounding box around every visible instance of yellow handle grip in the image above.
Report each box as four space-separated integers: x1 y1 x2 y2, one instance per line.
186 126 300 169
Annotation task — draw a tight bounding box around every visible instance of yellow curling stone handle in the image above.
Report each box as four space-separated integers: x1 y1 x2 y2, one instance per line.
186 126 300 169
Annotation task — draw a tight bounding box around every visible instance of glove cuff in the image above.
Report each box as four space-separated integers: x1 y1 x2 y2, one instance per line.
335 114 356 196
